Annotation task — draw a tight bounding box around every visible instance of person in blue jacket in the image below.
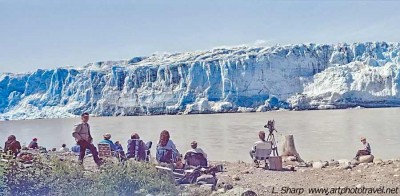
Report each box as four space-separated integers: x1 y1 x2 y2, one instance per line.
99 133 116 151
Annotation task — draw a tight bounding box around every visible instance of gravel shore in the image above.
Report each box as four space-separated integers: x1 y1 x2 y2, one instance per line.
54 154 400 196
202 158 400 196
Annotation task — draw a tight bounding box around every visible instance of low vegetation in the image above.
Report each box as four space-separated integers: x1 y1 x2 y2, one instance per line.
0 155 177 196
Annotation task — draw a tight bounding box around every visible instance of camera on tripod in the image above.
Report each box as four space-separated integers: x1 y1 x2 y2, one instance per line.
264 120 277 135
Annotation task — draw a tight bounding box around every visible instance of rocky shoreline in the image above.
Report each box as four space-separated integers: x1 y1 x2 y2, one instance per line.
50 155 400 195
3 153 399 196
183 158 400 196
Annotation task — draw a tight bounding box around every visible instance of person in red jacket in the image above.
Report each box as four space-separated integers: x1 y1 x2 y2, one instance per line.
4 135 21 158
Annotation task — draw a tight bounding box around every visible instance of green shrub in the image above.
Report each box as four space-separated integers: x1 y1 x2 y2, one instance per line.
0 161 6 195
1 156 177 196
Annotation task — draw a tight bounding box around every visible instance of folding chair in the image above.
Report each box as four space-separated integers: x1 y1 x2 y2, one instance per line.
127 139 147 161
184 152 208 168
99 143 123 162
253 141 273 168
98 143 112 158
156 147 175 164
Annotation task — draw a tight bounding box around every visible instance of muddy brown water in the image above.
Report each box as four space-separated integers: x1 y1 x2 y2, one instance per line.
1 108 399 162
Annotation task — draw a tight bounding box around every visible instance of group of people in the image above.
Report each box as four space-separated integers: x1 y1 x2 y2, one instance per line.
71 112 208 167
248 130 372 165
4 112 371 168
2 134 74 158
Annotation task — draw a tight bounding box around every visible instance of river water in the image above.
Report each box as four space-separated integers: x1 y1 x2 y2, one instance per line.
1 108 399 162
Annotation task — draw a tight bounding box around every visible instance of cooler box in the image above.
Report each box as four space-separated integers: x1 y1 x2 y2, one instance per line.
268 156 282 170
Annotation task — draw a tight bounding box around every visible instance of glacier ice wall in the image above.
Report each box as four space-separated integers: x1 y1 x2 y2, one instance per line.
1 42 400 120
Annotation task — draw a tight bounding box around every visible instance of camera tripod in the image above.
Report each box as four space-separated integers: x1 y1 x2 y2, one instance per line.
266 132 279 156
265 120 279 156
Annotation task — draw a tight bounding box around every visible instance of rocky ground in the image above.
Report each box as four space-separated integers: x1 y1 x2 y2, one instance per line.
183 158 400 196
10 153 400 196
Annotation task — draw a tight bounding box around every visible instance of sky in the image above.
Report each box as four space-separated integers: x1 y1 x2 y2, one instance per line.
1 0 399 73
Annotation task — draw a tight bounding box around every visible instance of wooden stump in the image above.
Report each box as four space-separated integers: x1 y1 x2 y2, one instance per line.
281 135 304 163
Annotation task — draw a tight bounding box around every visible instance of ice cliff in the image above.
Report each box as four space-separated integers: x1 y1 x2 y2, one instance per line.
1 42 400 120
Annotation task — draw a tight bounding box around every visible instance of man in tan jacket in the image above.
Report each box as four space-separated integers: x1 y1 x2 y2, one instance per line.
72 112 101 166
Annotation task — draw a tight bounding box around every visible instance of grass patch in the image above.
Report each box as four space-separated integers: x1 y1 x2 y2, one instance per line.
1 155 178 196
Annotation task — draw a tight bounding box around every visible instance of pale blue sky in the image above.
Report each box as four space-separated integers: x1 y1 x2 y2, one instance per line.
1 0 399 73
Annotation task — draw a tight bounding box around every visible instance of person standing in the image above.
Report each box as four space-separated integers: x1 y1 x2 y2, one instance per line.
72 112 102 166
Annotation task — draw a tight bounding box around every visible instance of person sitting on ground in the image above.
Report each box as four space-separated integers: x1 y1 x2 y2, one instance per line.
58 144 70 152
115 141 123 151
99 133 117 151
156 130 180 164
71 142 80 154
28 138 39 149
4 135 21 158
184 141 208 167
249 131 271 166
354 137 371 160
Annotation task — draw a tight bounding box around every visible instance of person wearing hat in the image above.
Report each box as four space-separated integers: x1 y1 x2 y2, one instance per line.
99 133 117 151
185 141 207 158
28 138 39 149
72 112 102 166
354 137 371 160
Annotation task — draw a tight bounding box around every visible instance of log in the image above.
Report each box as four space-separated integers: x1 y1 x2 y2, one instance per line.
281 135 304 163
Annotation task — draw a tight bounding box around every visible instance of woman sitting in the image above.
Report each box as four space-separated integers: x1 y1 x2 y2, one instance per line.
156 130 180 164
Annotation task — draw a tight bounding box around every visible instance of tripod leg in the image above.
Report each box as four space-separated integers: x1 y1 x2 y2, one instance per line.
271 135 279 156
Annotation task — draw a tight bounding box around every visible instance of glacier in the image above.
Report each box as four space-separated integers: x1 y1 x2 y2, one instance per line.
1 42 400 120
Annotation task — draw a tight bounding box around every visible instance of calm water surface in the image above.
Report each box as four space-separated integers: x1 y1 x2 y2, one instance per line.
1 108 399 162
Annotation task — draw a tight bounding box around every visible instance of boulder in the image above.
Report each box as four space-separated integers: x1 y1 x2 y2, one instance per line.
286 156 297 161
196 174 217 185
232 175 241 181
358 155 374 163
338 159 351 165
374 158 383 164
217 188 226 193
225 187 257 196
338 160 352 170
224 183 234 191
329 161 339 167
241 190 257 196
199 184 214 192
312 161 325 169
